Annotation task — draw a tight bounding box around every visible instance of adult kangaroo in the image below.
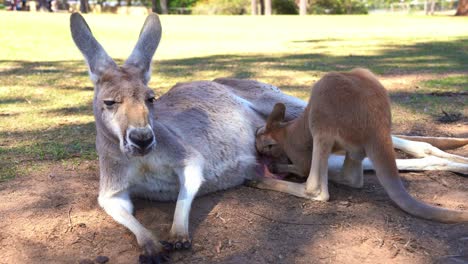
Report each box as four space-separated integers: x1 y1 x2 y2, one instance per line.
70 13 306 262
71 12 468 263
254 68 468 223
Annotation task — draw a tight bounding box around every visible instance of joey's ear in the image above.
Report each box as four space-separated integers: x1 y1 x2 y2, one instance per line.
70 13 117 84
125 13 162 85
265 103 286 131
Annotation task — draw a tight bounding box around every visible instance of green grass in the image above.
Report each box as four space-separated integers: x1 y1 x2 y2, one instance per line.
421 75 468 93
0 12 467 181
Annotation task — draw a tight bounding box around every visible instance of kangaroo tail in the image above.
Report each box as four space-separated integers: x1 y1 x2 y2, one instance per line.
366 135 468 223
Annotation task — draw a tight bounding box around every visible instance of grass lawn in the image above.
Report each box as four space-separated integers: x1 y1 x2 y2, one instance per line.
0 12 467 181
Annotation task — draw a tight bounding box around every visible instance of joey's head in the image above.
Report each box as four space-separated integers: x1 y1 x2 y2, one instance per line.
255 103 288 158
70 13 162 156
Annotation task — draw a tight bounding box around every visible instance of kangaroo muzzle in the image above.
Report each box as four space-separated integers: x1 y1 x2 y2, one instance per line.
126 126 155 156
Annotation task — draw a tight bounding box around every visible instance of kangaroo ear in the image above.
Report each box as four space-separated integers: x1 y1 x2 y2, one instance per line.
70 12 117 84
266 103 286 131
125 13 162 85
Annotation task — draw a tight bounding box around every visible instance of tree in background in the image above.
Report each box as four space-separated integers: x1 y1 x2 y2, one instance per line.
148 0 197 14
251 0 257 14
456 0 468 15
423 0 436 15
192 0 248 15
265 0 272 14
308 0 367 14
80 0 89 12
299 0 307 14
160 0 168 13
250 0 272 16
272 0 298 14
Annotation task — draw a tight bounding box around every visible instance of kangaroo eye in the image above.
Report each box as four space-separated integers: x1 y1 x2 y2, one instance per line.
103 100 116 106
147 97 156 103
262 145 273 152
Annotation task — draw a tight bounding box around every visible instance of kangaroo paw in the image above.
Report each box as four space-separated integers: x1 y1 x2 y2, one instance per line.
160 235 192 251
138 240 170 264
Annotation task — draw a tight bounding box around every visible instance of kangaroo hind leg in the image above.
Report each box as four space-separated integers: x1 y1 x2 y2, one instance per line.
304 134 334 201
245 178 309 199
329 151 364 188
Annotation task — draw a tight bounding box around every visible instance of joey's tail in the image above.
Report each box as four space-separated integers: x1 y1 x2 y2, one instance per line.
366 135 468 223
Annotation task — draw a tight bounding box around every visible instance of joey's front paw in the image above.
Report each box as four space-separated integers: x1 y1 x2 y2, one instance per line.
138 239 170 264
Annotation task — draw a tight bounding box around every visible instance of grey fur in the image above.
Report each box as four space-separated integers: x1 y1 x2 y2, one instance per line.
125 14 162 84
70 13 117 84
99 80 306 201
70 12 306 258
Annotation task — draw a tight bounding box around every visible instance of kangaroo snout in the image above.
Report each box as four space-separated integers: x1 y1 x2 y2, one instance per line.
127 126 155 154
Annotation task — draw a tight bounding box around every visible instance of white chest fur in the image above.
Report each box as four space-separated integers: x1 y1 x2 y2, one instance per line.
126 153 181 200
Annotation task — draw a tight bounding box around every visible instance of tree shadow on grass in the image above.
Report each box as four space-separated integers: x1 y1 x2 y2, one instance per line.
46 104 93 117
0 37 467 90
0 121 97 182
155 37 468 79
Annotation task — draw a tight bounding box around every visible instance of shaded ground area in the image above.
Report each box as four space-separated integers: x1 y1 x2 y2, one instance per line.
0 153 467 264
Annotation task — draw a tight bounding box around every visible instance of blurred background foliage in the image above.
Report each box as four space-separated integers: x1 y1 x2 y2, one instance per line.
4 0 462 15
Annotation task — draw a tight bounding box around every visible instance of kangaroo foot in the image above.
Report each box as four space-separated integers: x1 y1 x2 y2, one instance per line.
160 235 192 251
138 240 170 264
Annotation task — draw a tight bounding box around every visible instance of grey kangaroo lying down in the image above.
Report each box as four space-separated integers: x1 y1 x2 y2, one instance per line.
70 12 468 263
70 13 306 262
254 68 468 223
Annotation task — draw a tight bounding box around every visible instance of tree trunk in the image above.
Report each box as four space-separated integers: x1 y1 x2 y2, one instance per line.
455 0 468 15
299 0 307 15
260 0 264 14
429 0 435 15
152 0 157 12
160 0 168 14
264 0 271 15
79 0 89 13
251 0 257 15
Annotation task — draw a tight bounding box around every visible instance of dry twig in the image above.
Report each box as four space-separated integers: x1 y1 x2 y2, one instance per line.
65 206 73 233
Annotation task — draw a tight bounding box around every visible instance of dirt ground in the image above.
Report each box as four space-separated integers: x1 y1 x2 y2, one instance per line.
1 126 467 264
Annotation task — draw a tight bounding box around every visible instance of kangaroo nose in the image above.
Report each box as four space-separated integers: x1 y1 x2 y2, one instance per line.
128 127 154 150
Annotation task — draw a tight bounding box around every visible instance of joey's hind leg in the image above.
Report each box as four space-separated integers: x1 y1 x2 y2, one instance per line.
304 135 333 201
246 178 309 198
329 151 364 188
163 161 204 251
